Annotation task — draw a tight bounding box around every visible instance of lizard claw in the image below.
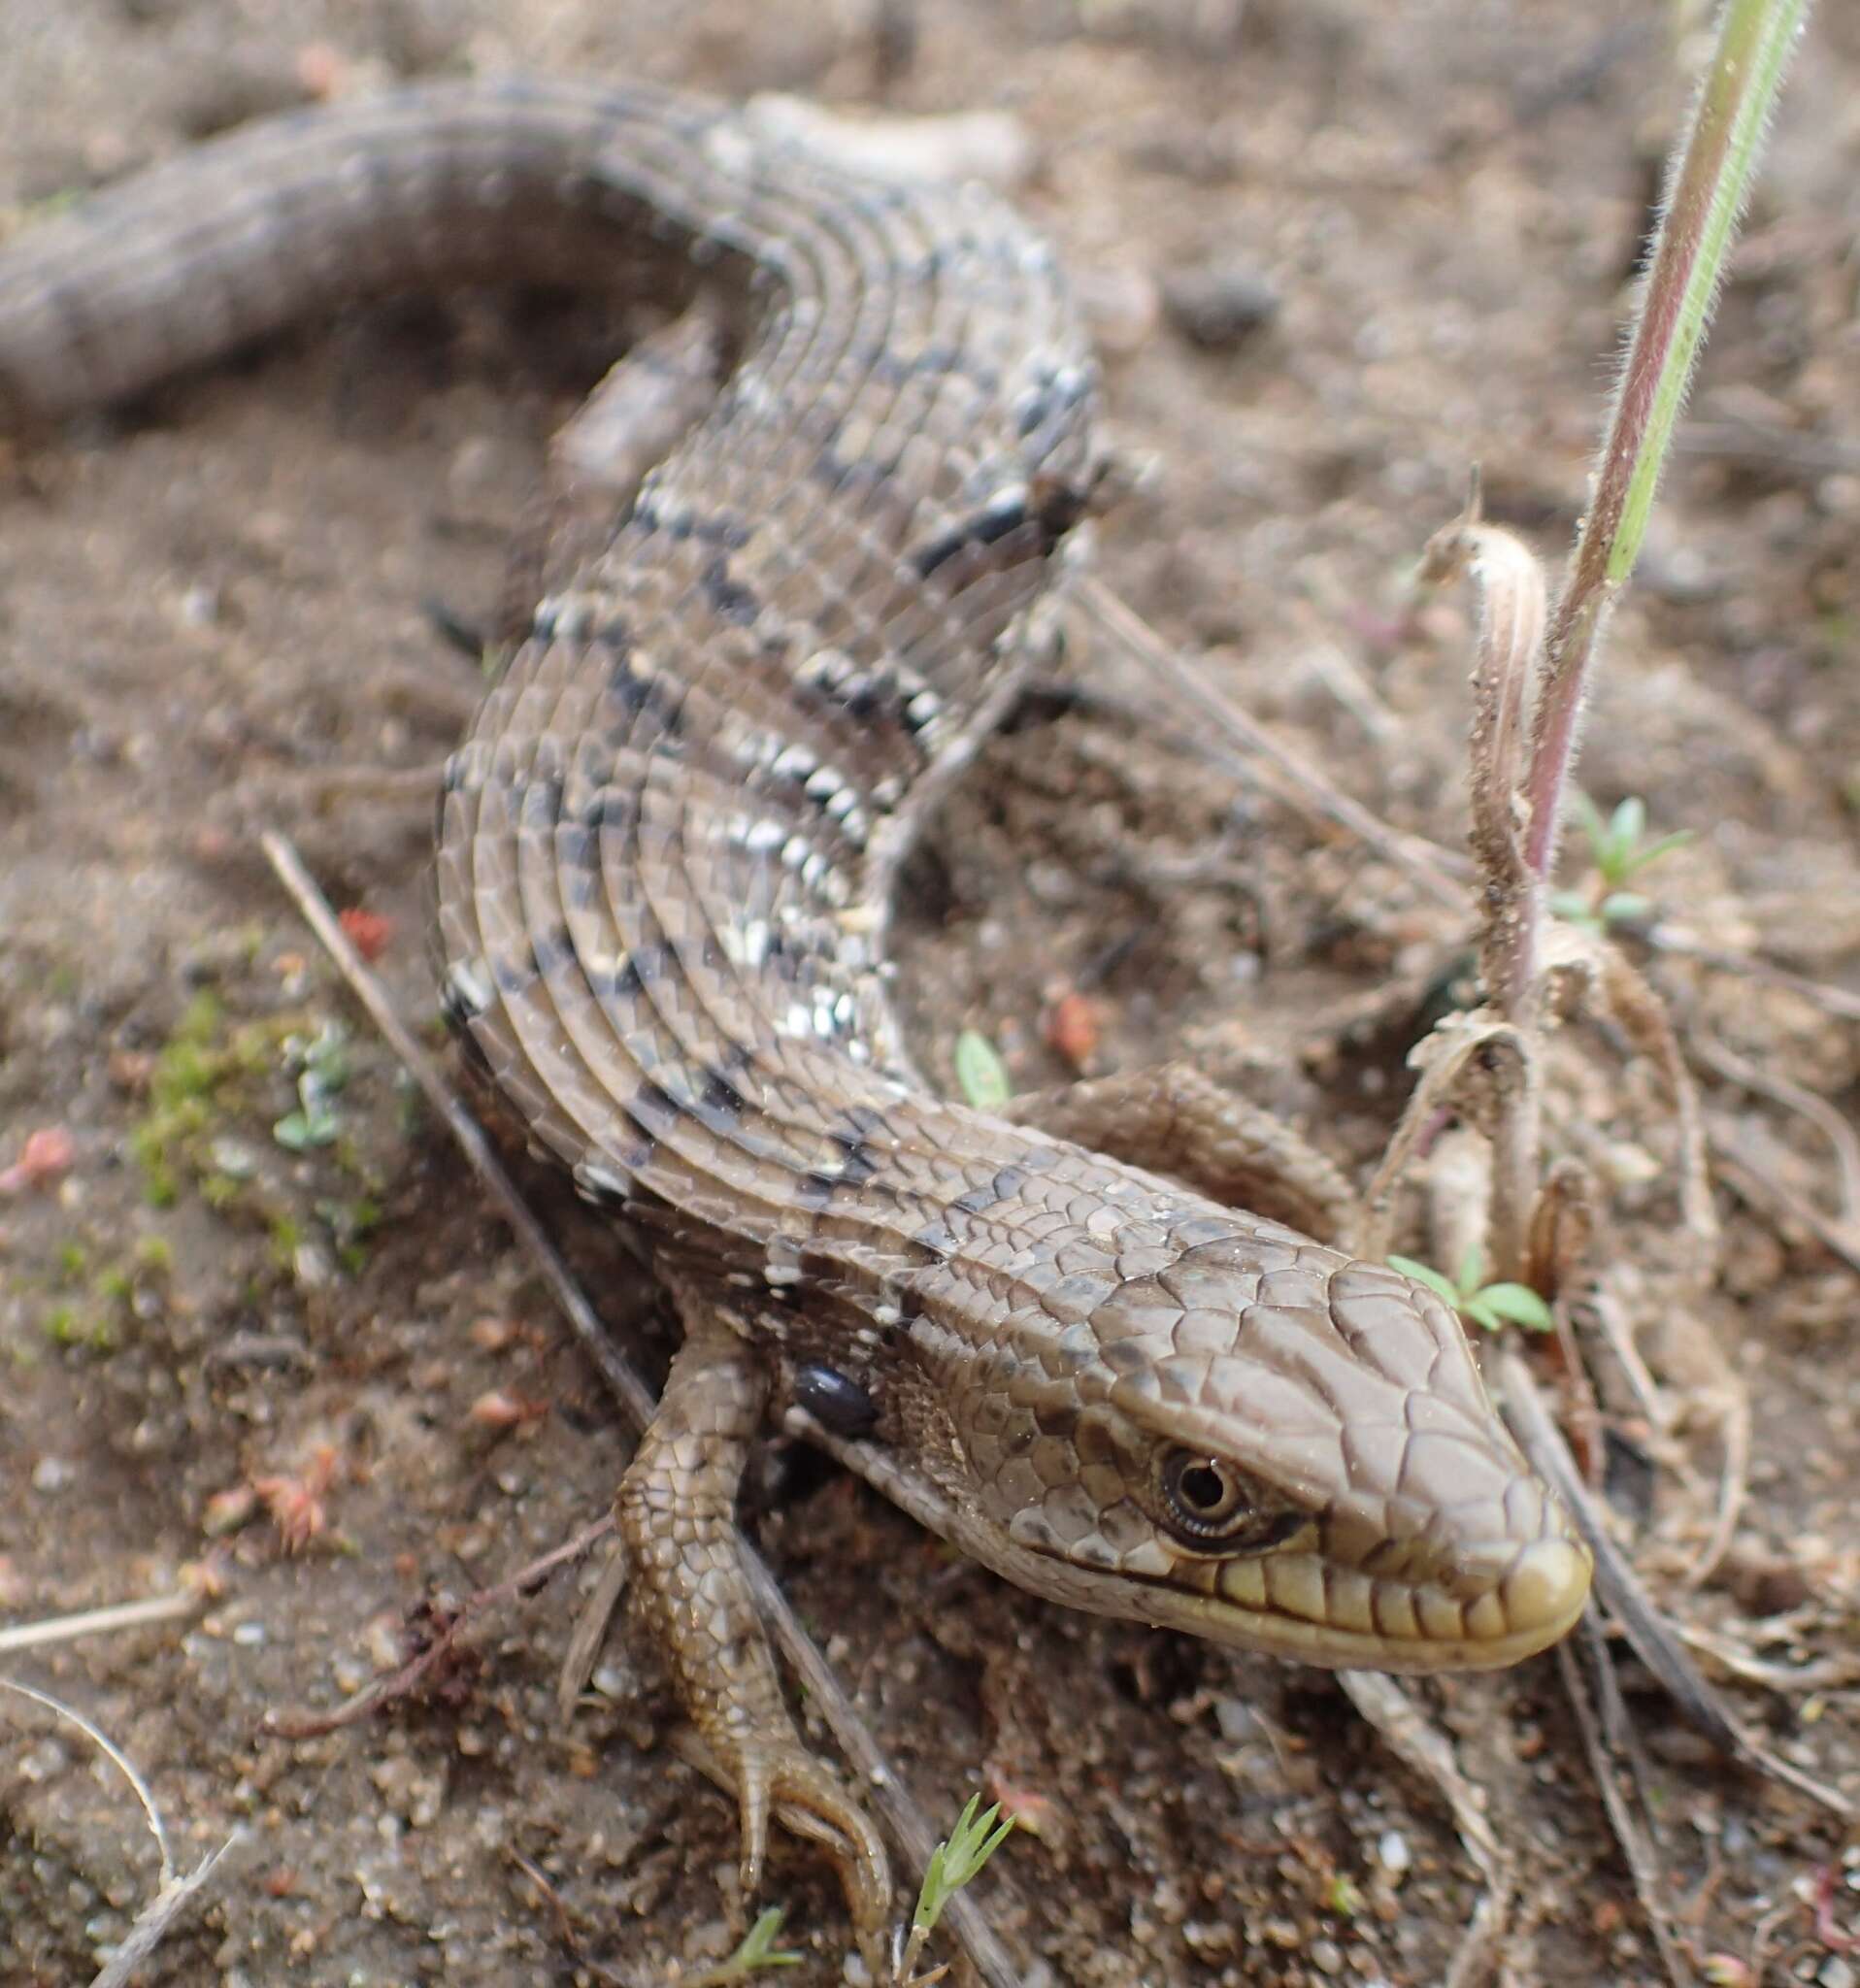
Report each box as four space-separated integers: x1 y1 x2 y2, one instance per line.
680 1725 891 1967
735 1752 772 1904
764 1750 891 1967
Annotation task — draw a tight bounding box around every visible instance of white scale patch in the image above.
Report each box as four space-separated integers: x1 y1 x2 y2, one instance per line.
534 590 601 642
572 1158 631 1204
764 1236 805 1286
728 815 788 854
445 958 493 1016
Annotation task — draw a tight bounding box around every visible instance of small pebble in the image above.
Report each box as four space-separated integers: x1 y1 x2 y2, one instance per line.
208 1137 259 1180
178 582 221 627
1162 260 1280 350
1212 1696 1259 1742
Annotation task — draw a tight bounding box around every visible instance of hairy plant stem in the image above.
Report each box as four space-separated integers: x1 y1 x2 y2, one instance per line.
1522 0 1810 883
1417 0 1809 1284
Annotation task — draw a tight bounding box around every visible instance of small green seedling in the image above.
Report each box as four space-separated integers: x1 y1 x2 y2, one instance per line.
1550 793 1692 933
687 1906 802 1984
894 1795 1015 1984
1324 1872 1365 1920
1388 1246 1553 1336
953 1029 1013 1110
274 1021 352 1151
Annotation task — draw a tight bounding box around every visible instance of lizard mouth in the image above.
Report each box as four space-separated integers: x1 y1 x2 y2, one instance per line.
1182 1531 1593 1672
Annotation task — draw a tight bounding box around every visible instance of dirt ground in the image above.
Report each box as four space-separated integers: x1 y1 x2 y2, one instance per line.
2 3 1857 1983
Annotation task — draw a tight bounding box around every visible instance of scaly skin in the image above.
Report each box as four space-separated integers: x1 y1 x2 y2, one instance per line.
0 77 1591 1949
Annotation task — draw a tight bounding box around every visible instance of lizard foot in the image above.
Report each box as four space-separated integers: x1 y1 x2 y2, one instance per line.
676 1724 891 1966
615 1298 894 1964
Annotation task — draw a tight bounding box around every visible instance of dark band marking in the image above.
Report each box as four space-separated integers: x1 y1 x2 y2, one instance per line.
576 787 637 833
530 923 575 976
630 1079 680 1133
595 956 644 1003
796 1170 840 1209
520 774 565 831
556 821 598 875
700 1069 747 1118
701 553 760 625
910 479 1093 581
912 1219 958 1263
1013 360 1093 441
631 495 752 548
604 653 685 737
492 950 535 997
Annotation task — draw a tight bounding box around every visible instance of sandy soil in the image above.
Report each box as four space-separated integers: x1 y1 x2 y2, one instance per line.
1 3 1856 1983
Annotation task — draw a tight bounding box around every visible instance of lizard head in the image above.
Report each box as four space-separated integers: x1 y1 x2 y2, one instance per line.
924 1214 1591 1672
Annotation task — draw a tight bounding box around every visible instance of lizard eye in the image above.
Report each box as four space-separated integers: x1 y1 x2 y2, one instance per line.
1155 1450 1312 1554
1159 1450 1253 1540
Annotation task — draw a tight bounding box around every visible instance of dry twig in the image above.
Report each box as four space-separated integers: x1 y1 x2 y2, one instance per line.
1693 1032 1860 1274
262 1516 614 1739
87 1834 246 1988
1645 927 1860 1024
1553 1614 1701 1988
1078 574 1473 907
0 1590 200 1658
1499 1347 1850 1821
0 1677 243 1986
1339 1669 1513 1988
0 1676 175 1884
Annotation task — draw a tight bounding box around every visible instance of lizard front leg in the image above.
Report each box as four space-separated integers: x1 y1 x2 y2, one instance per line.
1002 1059 1356 1245
614 1282 891 1958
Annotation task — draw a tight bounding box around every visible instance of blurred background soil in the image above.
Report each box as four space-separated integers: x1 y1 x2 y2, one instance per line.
1 3 1856 1982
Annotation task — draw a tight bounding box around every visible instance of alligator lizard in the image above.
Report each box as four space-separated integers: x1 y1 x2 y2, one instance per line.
0 77 1591 1953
